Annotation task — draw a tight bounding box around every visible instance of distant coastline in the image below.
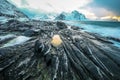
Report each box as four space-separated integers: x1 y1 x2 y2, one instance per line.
70 20 120 27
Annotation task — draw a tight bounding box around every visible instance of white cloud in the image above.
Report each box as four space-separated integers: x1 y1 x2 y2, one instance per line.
77 9 98 20
8 0 22 7
8 0 92 12
77 6 115 20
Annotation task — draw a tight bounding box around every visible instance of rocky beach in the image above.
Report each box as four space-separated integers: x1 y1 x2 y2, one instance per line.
0 0 120 80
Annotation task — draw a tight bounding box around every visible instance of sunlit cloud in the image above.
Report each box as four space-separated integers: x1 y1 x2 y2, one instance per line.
100 16 120 21
88 7 114 17
77 9 98 20
77 6 115 19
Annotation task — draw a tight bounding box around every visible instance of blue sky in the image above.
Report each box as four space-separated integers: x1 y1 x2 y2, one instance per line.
8 0 120 20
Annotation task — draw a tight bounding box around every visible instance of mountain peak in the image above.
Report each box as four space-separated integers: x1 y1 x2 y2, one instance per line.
55 10 86 21
0 0 27 18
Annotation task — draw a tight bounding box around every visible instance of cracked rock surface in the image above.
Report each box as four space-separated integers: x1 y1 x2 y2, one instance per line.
0 20 120 80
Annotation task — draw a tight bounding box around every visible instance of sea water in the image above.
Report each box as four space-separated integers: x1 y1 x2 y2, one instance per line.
2 36 31 48
66 21 120 48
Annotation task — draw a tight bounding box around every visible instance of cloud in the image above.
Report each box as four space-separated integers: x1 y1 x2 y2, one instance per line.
21 0 29 6
8 0 96 19
8 0 92 13
89 0 120 16
8 0 120 20
80 6 114 17
77 9 98 19
8 0 22 7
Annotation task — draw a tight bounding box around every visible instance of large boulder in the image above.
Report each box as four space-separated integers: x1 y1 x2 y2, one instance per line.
56 21 67 29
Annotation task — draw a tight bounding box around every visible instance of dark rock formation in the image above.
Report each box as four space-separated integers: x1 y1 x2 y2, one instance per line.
56 21 67 29
107 36 120 42
71 26 80 30
23 29 39 37
0 35 15 46
0 20 120 80
0 19 32 32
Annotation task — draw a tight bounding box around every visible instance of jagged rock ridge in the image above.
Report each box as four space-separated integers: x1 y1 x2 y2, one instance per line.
55 10 86 21
0 0 28 18
0 20 120 80
0 1 120 80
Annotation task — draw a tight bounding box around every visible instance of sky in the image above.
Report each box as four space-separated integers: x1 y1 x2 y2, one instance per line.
8 0 120 20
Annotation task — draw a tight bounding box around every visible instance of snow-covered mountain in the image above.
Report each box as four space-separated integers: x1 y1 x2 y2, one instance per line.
20 8 87 21
0 0 87 21
20 8 57 20
0 0 27 18
32 13 57 20
0 0 28 23
55 10 86 21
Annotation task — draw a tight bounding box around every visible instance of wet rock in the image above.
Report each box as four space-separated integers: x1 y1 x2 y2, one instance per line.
107 36 120 42
56 21 67 29
0 34 16 46
6 19 20 24
1 36 31 48
71 26 80 30
0 19 32 32
34 40 45 57
23 29 39 37
38 21 54 26
0 37 15 46
0 21 120 80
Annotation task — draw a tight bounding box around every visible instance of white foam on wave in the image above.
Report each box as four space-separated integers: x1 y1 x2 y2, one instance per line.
0 34 16 40
2 36 31 47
